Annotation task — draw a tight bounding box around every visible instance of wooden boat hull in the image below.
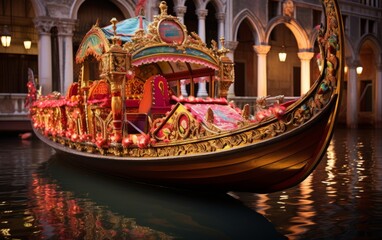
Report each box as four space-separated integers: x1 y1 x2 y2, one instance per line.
34 94 337 193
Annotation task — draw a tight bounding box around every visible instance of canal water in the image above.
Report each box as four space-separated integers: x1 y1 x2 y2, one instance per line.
0 127 381 239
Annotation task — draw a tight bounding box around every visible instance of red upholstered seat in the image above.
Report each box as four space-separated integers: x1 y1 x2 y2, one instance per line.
87 80 111 107
66 82 79 99
138 75 172 117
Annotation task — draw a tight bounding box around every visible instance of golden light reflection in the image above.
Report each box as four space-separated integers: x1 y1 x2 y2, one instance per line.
0 228 10 236
286 175 315 239
346 130 364 198
255 194 270 216
278 193 288 209
255 173 317 239
355 139 366 197
247 129 380 239
374 132 382 192
323 141 337 197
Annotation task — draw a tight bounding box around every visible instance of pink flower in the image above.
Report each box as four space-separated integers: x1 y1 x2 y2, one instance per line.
270 104 286 119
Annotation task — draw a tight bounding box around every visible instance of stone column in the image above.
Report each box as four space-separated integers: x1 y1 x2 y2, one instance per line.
147 1 159 22
34 18 55 95
196 9 209 97
196 9 208 42
347 62 358 128
57 19 76 94
225 41 238 98
297 51 315 95
375 65 382 128
253 45 271 97
174 6 187 24
180 79 188 97
216 12 225 46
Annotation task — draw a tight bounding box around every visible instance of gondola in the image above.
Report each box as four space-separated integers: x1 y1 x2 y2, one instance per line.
29 0 344 193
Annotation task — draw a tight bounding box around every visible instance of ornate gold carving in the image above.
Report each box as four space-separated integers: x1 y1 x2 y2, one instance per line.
91 106 113 141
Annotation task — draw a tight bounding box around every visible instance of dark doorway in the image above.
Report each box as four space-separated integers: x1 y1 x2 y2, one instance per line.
360 80 372 112
293 66 301 96
184 0 198 34
0 54 38 93
234 62 245 96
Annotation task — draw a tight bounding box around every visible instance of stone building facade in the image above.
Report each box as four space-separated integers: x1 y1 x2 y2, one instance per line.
0 0 381 128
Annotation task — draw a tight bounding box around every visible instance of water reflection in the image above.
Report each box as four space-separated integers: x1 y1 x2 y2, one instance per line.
30 157 285 239
0 136 53 239
1 128 382 239
234 128 382 239
0 134 285 240
30 166 173 239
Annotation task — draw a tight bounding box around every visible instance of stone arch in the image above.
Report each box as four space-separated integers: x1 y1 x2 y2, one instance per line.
201 0 225 13
173 0 202 9
344 35 356 64
356 34 382 65
174 0 186 7
355 34 382 125
265 16 310 51
70 0 135 19
30 0 46 16
191 0 202 9
204 1 218 44
181 0 224 17
309 27 320 50
232 9 264 45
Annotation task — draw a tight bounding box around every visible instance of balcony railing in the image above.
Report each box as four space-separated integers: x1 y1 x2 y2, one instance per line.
0 93 31 131
0 93 29 117
228 95 299 115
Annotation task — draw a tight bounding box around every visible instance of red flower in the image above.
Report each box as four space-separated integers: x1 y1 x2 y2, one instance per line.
122 136 133 147
110 132 122 143
137 134 150 148
71 133 79 142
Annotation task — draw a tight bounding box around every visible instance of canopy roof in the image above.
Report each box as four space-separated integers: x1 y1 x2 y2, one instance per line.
75 7 224 80
75 16 149 63
101 16 150 43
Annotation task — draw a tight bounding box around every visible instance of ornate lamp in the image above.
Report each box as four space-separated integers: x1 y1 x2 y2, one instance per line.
356 66 363 75
1 25 11 47
278 45 287 62
23 39 32 49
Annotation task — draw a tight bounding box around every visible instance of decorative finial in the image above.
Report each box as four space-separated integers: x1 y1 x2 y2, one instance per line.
110 18 118 36
110 18 119 45
218 37 229 56
220 37 226 48
159 1 168 16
